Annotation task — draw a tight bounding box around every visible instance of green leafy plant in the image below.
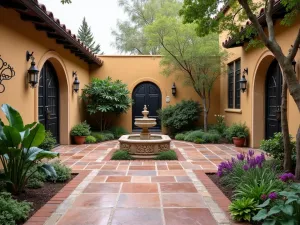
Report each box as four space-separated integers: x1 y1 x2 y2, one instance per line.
212 114 227 137
155 150 178 160
194 138 204 144
0 104 58 194
253 183 300 225
70 121 91 136
91 132 108 142
158 100 201 134
110 126 128 138
201 132 220 143
85 135 97 144
0 192 32 224
39 130 57 151
111 150 133 160
260 132 296 162
26 178 44 189
26 165 47 189
175 133 186 141
229 198 259 222
226 122 249 139
81 77 132 131
48 161 72 182
102 131 114 140
184 130 204 142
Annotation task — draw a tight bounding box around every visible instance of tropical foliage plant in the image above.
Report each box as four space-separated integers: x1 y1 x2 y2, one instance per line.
47 161 72 183
0 104 58 194
229 198 259 222
81 77 132 131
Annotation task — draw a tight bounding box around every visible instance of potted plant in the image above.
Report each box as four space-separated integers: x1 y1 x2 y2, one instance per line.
70 121 91 144
226 122 249 147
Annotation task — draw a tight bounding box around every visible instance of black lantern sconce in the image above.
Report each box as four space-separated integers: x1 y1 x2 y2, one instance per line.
26 51 39 88
239 68 248 93
172 82 177 96
72 71 80 93
275 106 281 121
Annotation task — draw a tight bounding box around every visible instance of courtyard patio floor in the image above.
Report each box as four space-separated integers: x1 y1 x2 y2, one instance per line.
27 140 254 225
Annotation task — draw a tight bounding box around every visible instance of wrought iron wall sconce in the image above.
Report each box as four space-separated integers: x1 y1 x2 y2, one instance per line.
275 106 281 121
26 51 39 88
72 71 80 93
172 82 176 96
239 68 248 93
0 55 16 93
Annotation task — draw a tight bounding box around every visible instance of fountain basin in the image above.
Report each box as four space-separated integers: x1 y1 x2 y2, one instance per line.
119 134 171 159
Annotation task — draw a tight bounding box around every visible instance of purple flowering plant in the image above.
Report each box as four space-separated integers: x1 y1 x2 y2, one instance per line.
279 173 295 183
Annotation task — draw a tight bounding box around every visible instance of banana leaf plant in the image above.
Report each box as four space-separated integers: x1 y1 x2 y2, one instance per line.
0 104 59 194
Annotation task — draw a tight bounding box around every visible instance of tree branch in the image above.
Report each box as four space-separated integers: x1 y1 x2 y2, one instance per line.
288 29 300 61
266 0 275 41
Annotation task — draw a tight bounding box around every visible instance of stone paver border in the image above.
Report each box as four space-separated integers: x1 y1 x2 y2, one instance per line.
25 170 91 225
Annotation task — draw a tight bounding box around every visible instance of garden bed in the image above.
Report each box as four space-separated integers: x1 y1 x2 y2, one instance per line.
206 173 233 201
15 174 77 224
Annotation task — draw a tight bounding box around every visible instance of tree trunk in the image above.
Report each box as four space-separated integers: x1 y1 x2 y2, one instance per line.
202 97 208 132
295 126 300 179
281 79 292 172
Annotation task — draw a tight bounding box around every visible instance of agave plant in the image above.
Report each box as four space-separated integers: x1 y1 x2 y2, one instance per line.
0 104 59 194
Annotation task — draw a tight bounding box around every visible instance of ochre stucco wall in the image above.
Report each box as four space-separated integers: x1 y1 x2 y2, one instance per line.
0 8 91 144
220 15 300 148
90 56 221 133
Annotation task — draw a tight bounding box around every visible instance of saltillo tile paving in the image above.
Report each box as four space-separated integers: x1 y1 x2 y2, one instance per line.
36 141 257 225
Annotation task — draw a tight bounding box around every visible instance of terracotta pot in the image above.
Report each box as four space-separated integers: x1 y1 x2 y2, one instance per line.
73 136 86 145
232 137 246 147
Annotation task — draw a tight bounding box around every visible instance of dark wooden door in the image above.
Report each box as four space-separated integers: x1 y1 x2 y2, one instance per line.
38 61 60 144
265 60 282 139
132 82 162 131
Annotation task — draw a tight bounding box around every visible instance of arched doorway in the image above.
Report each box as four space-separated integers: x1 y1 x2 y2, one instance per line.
265 59 282 139
38 61 60 143
132 82 162 131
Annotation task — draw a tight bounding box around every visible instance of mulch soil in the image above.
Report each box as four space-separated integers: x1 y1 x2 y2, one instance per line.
206 173 234 201
14 174 77 224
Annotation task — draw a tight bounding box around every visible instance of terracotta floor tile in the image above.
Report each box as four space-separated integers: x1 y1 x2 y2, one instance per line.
106 176 131 182
72 194 118 208
167 165 183 170
101 165 118 170
175 176 192 183
157 170 187 176
117 165 129 170
57 208 111 225
157 165 168 170
131 176 151 183
92 176 107 182
117 194 160 208
164 208 217 225
97 171 126 176
83 183 121 193
129 166 155 170
121 183 158 193
160 183 198 193
151 176 176 183
162 194 205 207
111 208 163 225
127 170 156 176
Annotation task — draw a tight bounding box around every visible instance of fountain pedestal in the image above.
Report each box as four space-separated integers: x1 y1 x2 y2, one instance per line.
118 105 171 159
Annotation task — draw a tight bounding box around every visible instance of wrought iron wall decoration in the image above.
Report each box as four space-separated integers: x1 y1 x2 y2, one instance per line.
0 55 16 93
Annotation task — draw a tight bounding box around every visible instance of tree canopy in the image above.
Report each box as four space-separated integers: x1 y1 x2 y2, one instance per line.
77 17 103 54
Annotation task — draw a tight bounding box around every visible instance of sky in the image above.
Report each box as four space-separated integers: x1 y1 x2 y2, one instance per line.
39 0 127 54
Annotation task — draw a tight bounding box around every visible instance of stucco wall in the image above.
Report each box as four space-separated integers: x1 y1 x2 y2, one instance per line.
0 8 91 144
220 15 300 147
90 56 221 133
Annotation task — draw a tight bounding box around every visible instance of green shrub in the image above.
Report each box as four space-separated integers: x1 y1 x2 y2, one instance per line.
260 132 296 162
184 130 204 142
229 198 258 222
110 126 128 138
0 104 58 194
202 132 220 143
155 150 178 160
48 161 72 182
102 131 115 140
91 132 108 142
85 135 97 144
194 138 204 144
111 150 133 160
0 192 32 224
39 130 57 151
27 166 47 189
175 133 186 140
212 115 227 137
225 122 249 140
158 100 201 134
70 121 91 136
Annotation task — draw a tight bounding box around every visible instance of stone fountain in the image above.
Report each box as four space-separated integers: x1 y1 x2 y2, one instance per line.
119 105 171 159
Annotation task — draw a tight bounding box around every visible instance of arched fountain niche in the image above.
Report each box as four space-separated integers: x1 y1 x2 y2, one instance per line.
119 105 171 159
